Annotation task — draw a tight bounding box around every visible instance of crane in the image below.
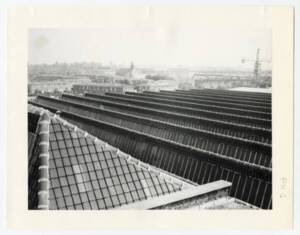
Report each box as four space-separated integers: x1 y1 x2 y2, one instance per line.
241 48 271 86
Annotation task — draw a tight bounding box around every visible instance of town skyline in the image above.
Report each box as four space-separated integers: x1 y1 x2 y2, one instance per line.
29 28 272 70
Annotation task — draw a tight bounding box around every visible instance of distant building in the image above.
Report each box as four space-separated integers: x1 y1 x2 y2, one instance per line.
148 80 178 92
134 84 150 93
115 62 135 78
28 82 73 95
28 62 113 77
194 77 254 89
72 83 128 94
127 79 148 92
130 79 147 86
30 74 71 82
258 75 272 88
178 82 194 90
193 72 271 89
145 74 174 81
90 74 114 83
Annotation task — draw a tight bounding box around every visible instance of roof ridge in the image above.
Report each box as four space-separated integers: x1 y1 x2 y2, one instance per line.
35 107 50 210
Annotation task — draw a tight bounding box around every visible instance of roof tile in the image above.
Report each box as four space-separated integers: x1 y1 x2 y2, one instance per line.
28 105 195 209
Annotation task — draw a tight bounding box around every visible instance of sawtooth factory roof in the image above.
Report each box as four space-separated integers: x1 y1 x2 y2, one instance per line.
28 88 271 209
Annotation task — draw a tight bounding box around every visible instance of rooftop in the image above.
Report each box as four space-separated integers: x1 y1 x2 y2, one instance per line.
28 104 251 210
28 88 272 209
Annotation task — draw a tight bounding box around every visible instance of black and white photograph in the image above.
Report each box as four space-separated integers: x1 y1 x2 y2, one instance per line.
3 4 295 231
27 27 272 210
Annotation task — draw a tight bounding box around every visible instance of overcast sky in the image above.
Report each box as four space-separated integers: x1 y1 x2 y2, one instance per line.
28 28 271 69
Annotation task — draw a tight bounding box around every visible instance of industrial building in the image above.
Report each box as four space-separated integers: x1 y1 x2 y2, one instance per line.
194 77 254 89
28 88 272 209
72 84 128 95
28 82 73 95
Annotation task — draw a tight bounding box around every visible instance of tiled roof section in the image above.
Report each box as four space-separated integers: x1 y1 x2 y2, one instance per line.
37 111 51 209
48 118 192 209
28 104 194 210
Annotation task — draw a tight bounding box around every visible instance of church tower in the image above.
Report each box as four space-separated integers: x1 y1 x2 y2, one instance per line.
129 61 134 78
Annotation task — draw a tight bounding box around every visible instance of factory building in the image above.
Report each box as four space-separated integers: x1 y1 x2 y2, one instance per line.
72 84 127 95
194 77 254 89
28 82 73 95
28 89 272 209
